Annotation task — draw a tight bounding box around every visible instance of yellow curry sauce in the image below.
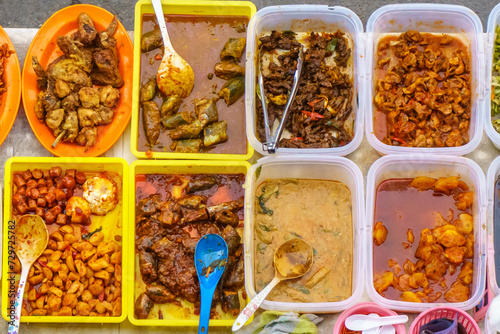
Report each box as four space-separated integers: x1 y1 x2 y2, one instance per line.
254 179 353 303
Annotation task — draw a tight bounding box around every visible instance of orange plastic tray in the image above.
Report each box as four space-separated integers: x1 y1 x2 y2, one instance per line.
22 4 133 157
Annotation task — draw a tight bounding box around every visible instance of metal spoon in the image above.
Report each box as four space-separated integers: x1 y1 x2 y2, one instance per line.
194 234 228 334
151 0 194 98
8 215 48 334
232 238 313 331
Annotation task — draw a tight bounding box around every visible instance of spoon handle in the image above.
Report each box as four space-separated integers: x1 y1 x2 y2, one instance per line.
232 276 281 332
151 0 173 50
8 269 29 334
198 285 217 334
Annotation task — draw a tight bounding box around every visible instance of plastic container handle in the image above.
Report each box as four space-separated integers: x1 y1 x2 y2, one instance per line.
7 269 29 334
198 284 217 334
151 0 174 50
345 314 409 331
232 276 281 331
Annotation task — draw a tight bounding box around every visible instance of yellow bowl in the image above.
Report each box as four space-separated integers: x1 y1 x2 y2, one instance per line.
2 157 129 323
131 0 256 160
129 159 250 326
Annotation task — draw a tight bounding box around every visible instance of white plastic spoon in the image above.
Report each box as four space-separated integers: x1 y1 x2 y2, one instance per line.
345 314 409 331
379 325 396 334
362 314 381 334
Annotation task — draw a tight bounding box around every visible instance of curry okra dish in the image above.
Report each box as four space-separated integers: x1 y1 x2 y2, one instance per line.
254 179 353 303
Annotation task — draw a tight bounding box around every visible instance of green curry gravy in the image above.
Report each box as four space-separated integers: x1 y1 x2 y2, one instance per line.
254 179 353 303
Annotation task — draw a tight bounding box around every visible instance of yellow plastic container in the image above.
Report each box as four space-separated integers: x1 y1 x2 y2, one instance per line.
131 0 256 161
128 159 250 326
2 157 129 323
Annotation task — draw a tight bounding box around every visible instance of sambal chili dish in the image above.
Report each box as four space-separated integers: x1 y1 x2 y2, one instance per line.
134 173 246 320
373 31 472 148
138 14 248 154
373 176 474 304
256 30 355 149
8 166 124 317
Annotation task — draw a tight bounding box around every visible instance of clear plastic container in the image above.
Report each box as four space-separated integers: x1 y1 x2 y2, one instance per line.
243 155 364 312
485 4 500 149
365 4 484 156
245 5 364 156
486 155 500 296
365 154 487 312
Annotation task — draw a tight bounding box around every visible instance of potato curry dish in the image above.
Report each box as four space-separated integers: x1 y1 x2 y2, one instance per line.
11 167 122 317
134 174 245 320
374 31 471 147
138 15 248 154
254 179 353 303
373 176 474 303
256 30 355 149
32 13 124 150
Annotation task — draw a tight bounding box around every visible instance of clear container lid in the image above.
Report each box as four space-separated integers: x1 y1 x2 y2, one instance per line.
365 4 485 156
485 3 500 149
486 155 500 296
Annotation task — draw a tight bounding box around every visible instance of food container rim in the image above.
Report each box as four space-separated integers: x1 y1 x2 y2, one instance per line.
130 0 256 161
364 3 485 156
486 154 500 296
365 154 487 312
243 154 366 312
1 156 130 324
245 4 365 157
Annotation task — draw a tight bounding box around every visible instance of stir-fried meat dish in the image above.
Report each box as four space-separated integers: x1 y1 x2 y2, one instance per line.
373 176 474 303
32 13 123 150
256 30 355 148
134 174 245 320
138 15 248 154
0 43 14 99
374 31 471 147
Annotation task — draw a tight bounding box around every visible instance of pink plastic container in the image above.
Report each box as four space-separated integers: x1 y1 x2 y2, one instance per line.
408 306 480 334
333 302 406 334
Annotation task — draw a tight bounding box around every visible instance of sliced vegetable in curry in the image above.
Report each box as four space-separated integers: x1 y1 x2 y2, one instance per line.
492 26 500 132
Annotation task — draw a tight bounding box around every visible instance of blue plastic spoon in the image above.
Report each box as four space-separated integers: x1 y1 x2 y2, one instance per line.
195 234 229 334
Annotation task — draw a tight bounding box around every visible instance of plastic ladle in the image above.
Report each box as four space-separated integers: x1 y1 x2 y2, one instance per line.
194 234 228 334
346 314 409 331
8 215 48 334
151 0 194 98
232 238 314 331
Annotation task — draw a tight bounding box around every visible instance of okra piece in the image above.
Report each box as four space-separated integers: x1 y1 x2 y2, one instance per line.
219 76 244 106
214 61 245 80
140 77 157 102
141 29 164 53
204 120 228 147
142 101 161 146
170 139 203 153
161 111 191 129
196 98 219 126
160 95 182 118
220 37 246 61
305 267 331 289
169 120 204 140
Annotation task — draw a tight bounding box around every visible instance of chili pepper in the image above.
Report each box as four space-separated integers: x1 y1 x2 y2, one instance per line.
205 267 212 278
154 53 162 60
390 136 408 145
307 99 323 108
98 290 105 302
292 137 303 141
38 259 47 267
301 110 325 120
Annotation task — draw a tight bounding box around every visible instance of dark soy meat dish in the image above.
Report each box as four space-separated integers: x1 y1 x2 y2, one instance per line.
134 173 245 320
256 30 355 148
138 15 248 154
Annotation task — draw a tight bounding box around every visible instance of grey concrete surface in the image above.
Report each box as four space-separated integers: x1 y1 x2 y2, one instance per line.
0 0 499 30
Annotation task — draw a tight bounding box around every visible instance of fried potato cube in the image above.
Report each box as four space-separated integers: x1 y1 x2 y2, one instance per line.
438 230 466 248
403 259 416 275
407 228 414 244
420 228 436 246
409 273 429 289
444 246 467 264
456 192 473 211
409 176 437 191
432 224 458 240
374 271 394 294
57 306 72 316
458 262 473 285
444 280 470 302
396 274 410 291
455 213 473 235
401 291 423 303
373 221 389 246
47 294 62 312
464 234 474 259
425 258 448 281
62 293 78 308
434 177 460 195
75 301 91 316
89 232 104 246
388 259 401 275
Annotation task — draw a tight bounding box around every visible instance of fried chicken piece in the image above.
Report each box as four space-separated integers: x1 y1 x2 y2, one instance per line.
78 108 101 127
79 87 100 108
72 13 97 46
54 79 72 99
62 93 80 111
47 57 92 90
34 90 46 120
99 85 120 108
57 35 93 73
45 108 65 131
42 81 61 112
32 56 47 90
97 105 114 125
96 16 118 51
91 48 124 88
444 280 469 302
75 126 97 150
61 110 79 142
